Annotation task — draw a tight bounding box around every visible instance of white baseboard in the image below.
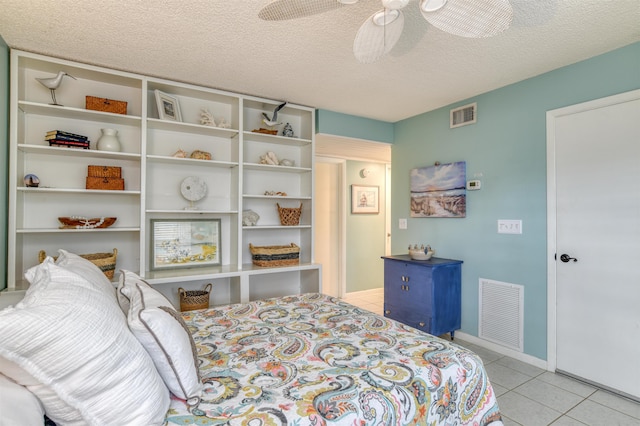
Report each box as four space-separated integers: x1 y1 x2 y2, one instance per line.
455 331 549 371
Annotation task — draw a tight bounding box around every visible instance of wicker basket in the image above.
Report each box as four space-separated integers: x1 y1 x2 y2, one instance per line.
38 248 118 279
85 96 127 115
249 243 300 267
86 176 125 190
88 165 122 178
277 203 302 226
178 283 212 312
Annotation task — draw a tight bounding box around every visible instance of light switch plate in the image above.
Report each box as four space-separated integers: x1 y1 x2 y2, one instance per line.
498 219 522 234
399 218 407 229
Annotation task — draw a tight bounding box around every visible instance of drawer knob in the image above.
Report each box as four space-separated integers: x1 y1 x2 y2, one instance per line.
385 310 390 314
419 322 425 327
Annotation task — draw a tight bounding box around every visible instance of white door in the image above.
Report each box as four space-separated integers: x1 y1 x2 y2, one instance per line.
548 90 640 400
314 159 345 297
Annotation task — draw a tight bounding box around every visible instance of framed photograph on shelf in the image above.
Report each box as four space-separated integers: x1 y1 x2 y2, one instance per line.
351 184 379 214
150 219 221 270
154 89 182 121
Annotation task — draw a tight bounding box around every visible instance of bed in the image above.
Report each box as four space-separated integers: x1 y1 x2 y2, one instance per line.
167 293 503 425
0 254 502 425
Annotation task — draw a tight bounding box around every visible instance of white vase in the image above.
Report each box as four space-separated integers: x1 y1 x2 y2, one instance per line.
96 128 121 152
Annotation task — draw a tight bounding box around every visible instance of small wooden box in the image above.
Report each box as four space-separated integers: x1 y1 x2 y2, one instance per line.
85 96 127 115
86 176 125 190
88 165 121 178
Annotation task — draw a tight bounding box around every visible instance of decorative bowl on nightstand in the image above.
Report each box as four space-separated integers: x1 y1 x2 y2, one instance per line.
409 249 435 261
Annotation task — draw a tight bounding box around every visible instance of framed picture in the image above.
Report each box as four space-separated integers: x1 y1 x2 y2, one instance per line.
154 89 182 121
351 184 379 214
150 219 221 270
410 161 466 218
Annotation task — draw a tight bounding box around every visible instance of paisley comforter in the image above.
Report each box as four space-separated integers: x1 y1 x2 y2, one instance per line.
166 293 502 425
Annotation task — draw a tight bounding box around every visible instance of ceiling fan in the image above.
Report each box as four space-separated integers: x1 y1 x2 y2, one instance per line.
259 0 513 63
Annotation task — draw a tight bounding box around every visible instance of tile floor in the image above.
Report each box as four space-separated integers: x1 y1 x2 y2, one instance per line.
341 288 640 426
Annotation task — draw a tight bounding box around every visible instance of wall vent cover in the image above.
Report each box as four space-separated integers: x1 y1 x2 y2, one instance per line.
450 102 477 128
479 278 524 352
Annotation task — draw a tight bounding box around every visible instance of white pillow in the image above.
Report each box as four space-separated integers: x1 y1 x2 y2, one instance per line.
54 249 115 297
0 356 84 425
118 270 202 405
0 257 170 425
0 372 45 426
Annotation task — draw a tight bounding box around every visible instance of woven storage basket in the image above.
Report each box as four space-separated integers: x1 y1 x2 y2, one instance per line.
86 176 125 190
277 203 302 226
88 165 121 178
85 96 127 115
249 243 300 267
38 248 118 279
178 283 212 312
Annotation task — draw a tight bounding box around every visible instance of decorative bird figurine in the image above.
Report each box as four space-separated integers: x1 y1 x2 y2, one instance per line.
262 101 287 128
36 71 77 105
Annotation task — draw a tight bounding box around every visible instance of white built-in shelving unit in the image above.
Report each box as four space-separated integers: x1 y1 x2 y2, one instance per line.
7 50 320 306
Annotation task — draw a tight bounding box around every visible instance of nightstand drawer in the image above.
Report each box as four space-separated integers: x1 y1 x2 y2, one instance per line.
384 262 432 308
384 303 432 333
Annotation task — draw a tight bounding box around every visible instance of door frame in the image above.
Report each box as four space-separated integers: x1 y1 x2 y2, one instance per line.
315 156 347 297
545 89 640 371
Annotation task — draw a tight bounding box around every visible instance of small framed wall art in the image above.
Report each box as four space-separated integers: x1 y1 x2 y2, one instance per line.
150 219 221 270
351 184 379 214
154 89 182 121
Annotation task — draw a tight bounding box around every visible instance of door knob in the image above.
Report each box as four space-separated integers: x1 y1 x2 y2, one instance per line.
560 254 578 263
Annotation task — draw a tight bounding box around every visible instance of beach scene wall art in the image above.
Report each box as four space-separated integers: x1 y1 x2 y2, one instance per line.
410 161 466 218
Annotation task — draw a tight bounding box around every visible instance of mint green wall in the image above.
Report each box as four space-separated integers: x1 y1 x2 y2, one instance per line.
392 42 640 360
0 36 8 291
346 161 386 292
316 109 394 143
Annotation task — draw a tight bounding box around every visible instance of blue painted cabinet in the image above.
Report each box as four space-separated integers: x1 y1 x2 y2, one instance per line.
382 255 462 339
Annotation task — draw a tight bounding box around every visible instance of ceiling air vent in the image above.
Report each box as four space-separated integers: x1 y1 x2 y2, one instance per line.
450 102 477 128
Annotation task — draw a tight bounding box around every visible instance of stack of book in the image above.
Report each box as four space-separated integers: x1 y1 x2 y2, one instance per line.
46 130 90 149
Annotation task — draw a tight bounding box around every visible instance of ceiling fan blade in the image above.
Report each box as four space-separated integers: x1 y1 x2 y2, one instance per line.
420 0 512 38
259 0 347 21
353 9 405 64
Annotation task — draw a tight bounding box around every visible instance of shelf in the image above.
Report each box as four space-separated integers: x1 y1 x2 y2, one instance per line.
18 144 141 161
147 118 239 138
243 131 312 146
146 154 238 168
243 163 311 173
144 264 242 284
146 209 238 215
241 262 320 275
243 225 311 230
17 227 140 234
18 101 142 125
243 195 311 200
17 187 141 195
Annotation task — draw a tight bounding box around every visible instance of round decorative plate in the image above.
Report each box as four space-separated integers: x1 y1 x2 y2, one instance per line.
180 176 207 202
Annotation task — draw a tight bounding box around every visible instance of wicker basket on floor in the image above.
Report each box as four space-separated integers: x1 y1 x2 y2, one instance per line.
178 283 212 312
249 243 300 267
277 203 302 226
38 248 118 279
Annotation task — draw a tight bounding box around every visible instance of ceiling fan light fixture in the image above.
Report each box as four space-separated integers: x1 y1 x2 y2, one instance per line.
420 0 447 13
372 9 400 26
337 0 358 4
382 0 410 10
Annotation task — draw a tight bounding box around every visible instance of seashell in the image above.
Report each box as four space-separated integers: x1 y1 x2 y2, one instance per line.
242 210 260 226
200 108 216 126
172 149 188 158
259 151 279 165
217 117 230 129
279 159 295 167
190 150 212 160
24 173 40 187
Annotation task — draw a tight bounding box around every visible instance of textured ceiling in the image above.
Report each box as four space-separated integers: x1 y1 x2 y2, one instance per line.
1 0 638 122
